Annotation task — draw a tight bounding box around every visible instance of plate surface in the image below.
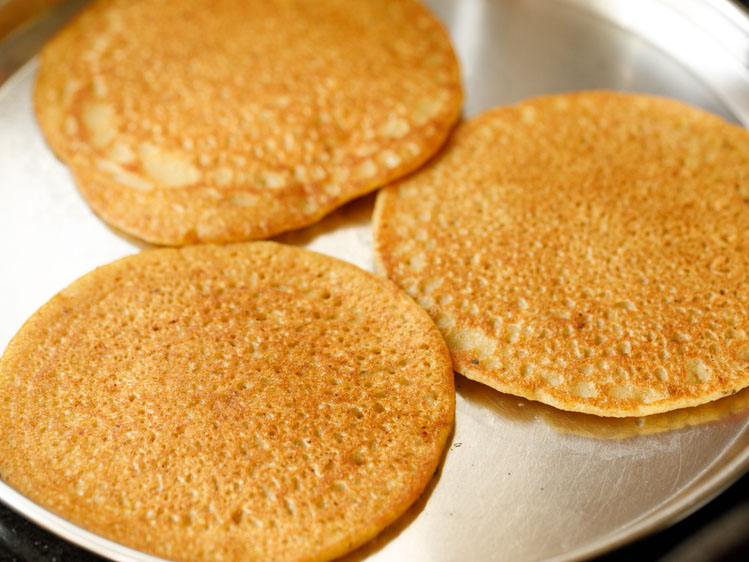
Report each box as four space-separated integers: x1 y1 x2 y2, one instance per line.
1 1 749 561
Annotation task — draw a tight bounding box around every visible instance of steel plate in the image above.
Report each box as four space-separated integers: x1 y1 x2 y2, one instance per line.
1 1 749 561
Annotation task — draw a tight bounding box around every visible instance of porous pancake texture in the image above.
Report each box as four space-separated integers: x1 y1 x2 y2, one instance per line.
0 242 454 561
374 91 749 417
34 0 462 245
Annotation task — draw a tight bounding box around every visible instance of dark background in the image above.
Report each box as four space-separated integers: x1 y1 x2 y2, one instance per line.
1 0 749 561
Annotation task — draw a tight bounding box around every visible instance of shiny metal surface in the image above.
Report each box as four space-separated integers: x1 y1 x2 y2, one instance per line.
1 1 749 560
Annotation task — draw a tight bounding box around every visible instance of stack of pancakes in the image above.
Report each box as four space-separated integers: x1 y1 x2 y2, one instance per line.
2 0 749 560
34 0 462 244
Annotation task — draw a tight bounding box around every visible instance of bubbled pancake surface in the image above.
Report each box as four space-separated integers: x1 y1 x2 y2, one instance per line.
374 91 749 417
0 242 454 561
34 0 462 245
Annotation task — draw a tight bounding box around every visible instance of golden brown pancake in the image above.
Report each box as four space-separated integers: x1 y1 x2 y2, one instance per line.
374 91 749 417
34 0 462 245
0 242 454 561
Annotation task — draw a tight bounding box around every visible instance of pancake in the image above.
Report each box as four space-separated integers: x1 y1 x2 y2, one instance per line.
374 91 749 417
0 242 454 561
34 0 462 245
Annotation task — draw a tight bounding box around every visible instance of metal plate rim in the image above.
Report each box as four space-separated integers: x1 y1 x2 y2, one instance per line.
2 1 749 561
